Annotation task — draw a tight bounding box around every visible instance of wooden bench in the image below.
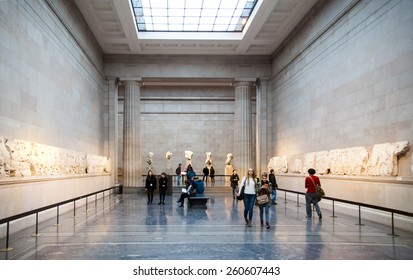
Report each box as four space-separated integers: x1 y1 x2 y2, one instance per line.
188 193 210 208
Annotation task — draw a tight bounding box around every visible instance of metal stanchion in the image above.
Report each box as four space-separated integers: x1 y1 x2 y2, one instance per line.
355 205 365 226
31 213 42 237
0 222 14 252
53 205 62 226
330 200 338 218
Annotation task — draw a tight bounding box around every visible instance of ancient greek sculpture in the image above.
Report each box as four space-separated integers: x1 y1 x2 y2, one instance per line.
205 152 213 166
146 152 154 169
225 153 233 165
225 153 234 181
165 151 173 160
0 137 11 177
185 150 193 169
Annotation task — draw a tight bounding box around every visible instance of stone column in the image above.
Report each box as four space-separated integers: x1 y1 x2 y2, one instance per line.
256 78 269 176
233 79 255 179
107 76 119 186
122 79 142 188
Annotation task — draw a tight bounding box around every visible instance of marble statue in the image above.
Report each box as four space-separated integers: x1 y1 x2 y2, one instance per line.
225 153 234 181
165 151 173 160
225 153 233 165
146 152 154 170
165 151 173 170
185 150 193 169
205 152 213 166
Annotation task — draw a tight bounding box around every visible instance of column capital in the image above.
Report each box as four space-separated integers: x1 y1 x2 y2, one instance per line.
120 77 143 87
232 78 256 88
106 76 119 82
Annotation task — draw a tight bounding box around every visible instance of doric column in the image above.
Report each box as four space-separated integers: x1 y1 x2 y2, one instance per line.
233 79 255 179
256 78 269 176
122 79 142 188
107 76 119 186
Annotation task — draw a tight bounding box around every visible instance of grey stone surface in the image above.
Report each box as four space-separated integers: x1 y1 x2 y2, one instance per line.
2 189 412 260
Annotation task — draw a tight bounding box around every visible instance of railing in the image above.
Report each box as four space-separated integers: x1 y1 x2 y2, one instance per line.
0 184 122 252
143 174 231 186
278 188 413 236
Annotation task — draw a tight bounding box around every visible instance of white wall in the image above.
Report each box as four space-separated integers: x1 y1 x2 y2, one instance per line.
0 0 105 154
0 0 110 228
269 0 413 219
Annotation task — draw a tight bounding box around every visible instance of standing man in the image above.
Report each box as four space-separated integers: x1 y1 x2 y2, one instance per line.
268 169 278 205
202 165 209 186
176 163 182 185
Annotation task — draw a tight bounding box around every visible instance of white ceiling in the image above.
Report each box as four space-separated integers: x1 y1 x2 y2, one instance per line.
74 0 317 56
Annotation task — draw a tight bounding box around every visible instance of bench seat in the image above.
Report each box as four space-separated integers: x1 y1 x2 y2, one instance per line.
188 193 210 208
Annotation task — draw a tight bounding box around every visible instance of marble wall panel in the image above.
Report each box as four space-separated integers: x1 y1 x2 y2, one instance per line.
0 137 110 178
267 156 288 174
268 142 409 177
366 141 410 176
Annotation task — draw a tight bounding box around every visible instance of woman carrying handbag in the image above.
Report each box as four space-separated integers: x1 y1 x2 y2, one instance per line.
237 168 257 227
257 173 271 229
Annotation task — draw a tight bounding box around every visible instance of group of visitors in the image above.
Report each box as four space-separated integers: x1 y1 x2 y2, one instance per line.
144 170 168 205
146 164 323 230
234 167 322 229
202 165 215 185
176 164 204 207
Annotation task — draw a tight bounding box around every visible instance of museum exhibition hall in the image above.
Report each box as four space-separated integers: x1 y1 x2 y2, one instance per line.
0 0 412 261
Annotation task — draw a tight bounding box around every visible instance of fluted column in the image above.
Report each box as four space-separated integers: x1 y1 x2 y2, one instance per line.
233 79 255 179
256 78 269 176
107 76 119 185
122 79 142 188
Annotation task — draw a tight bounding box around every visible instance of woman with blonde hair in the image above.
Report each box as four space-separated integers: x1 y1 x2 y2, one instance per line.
237 168 257 227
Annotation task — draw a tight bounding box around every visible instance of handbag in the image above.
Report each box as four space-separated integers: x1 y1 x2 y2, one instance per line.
256 194 269 205
236 185 245 201
309 176 325 201
315 185 325 201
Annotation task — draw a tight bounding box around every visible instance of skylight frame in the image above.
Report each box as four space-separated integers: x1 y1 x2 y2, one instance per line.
130 0 258 33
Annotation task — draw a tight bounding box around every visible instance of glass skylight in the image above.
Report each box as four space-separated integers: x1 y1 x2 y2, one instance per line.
131 0 258 32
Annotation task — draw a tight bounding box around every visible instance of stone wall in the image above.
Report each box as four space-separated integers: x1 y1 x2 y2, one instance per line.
270 0 413 159
0 0 110 226
0 0 105 156
117 86 245 177
267 0 413 216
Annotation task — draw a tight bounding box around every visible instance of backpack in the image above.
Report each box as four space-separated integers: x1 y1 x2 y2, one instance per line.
175 167 180 175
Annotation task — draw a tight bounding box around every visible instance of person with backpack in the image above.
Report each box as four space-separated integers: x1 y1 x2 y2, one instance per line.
175 163 182 185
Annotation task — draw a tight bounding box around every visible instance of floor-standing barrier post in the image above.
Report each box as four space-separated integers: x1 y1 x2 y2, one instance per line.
31 213 41 237
54 206 62 226
331 200 338 218
387 212 399 237
356 205 364 226
0 222 14 252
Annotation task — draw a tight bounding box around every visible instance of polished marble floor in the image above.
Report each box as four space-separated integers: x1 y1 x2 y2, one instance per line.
1 188 413 260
